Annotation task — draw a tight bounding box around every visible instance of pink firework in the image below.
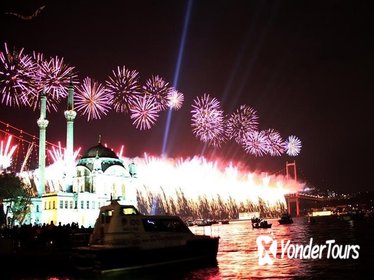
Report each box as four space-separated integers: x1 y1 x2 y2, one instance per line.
130 95 160 130
36 55 77 99
0 42 36 107
143 75 173 111
75 77 112 121
29 54 78 112
242 130 268 157
106 66 141 113
207 115 229 148
207 132 228 148
191 93 224 142
168 89 184 110
226 105 259 144
262 128 285 156
285 135 302 156
27 52 58 112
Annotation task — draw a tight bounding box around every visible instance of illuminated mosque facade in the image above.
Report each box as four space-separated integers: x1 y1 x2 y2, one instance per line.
26 143 138 227
21 83 138 227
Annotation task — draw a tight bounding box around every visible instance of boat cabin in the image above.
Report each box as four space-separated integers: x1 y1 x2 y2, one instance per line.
89 200 192 245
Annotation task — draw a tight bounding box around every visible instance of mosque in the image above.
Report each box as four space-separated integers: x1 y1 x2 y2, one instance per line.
26 141 139 227
10 83 138 228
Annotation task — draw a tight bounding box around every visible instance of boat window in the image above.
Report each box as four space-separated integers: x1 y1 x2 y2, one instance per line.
142 218 190 233
122 206 139 215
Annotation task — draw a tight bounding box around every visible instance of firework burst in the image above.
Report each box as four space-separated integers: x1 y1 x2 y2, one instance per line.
38 56 77 99
106 66 141 113
207 132 228 148
242 130 268 157
168 89 184 110
285 135 302 156
206 115 229 148
48 141 81 163
75 77 112 121
28 54 78 112
0 42 36 107
191 93 224 142
130 95 160 130
226 105 259 144
31 51 45 68
0 135 18 170
263 128 286 156
143 75 173 111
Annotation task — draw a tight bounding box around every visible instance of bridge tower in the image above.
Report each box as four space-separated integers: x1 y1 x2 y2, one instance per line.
286 160 297 181
285 161 300 216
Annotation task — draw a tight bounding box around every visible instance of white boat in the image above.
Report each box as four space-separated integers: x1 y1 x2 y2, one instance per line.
194 218 213 226
70 200 220 274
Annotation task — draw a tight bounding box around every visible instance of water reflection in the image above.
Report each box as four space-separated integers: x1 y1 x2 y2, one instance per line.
207 219 312 279
188 216 372 279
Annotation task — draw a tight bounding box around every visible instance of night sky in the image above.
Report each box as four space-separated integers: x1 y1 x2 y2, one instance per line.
0 0 372 193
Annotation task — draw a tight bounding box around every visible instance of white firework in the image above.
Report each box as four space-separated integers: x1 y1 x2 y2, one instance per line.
168 89 184 110
0 135 17 170
285 135 302 156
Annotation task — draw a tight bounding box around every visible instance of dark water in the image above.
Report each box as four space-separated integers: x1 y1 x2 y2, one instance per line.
11 216 374 279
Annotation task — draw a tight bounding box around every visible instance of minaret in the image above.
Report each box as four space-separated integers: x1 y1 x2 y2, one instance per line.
37 92 49 196
64 80 77 191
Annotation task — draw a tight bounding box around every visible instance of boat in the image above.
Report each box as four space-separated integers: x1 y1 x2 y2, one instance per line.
278 213 293 224
251 218 272 229
70 200 220 274
194 218 213 226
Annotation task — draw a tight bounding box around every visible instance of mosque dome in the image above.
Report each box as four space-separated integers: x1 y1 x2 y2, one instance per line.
81 143 118 159
76 142 124 172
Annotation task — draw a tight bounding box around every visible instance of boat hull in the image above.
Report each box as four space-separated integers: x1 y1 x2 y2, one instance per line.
71 236 219 274
278 220 293 224
252 224 272 229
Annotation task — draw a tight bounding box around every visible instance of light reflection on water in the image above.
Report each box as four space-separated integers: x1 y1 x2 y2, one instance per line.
187 217 373 279
17 217 374 279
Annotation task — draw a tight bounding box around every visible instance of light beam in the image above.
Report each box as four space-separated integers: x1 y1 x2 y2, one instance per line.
161 0 193 156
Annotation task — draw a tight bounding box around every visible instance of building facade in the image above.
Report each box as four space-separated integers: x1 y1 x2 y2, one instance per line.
24 142 138 227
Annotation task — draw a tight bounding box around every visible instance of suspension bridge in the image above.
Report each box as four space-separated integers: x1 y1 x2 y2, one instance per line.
0 119 64 173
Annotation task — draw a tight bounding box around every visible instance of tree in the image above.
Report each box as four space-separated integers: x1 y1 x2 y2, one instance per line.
0 172 33 227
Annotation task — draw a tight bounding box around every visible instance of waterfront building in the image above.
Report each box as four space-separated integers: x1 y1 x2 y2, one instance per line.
15 141 138 227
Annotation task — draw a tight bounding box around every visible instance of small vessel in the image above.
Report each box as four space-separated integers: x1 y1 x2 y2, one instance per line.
194 218 213 226
70 200 219 274
251 218 272 229
278 213 293 224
